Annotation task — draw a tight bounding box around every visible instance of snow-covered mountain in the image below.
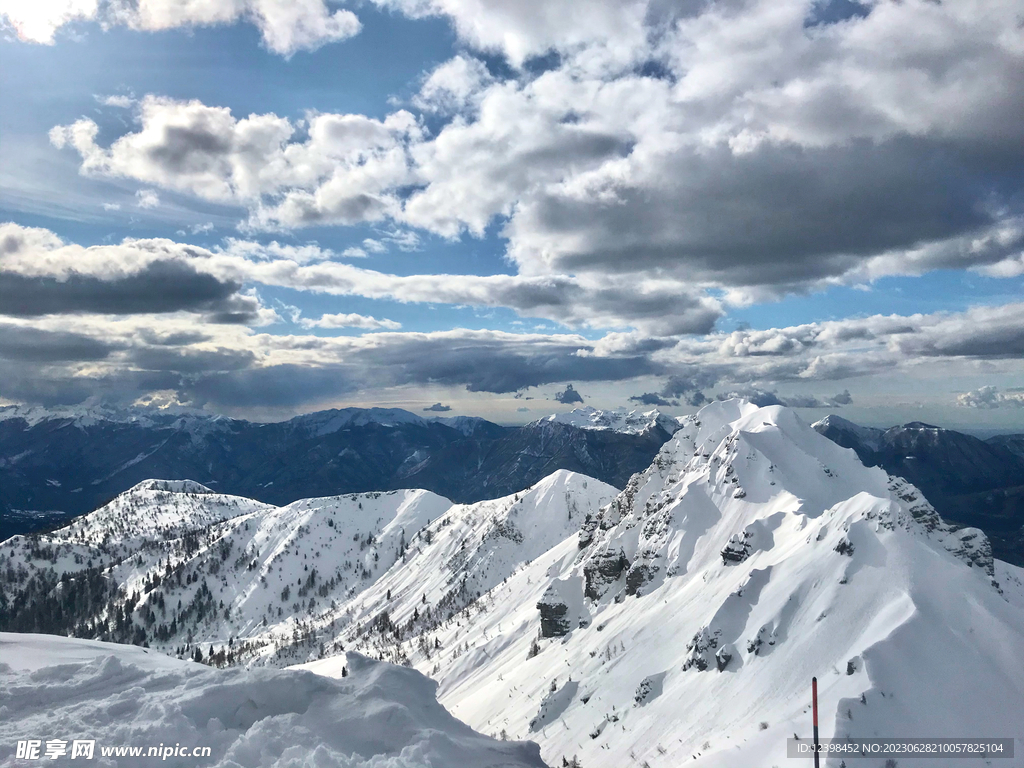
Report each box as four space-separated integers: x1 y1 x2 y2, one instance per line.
813 414 1024 565
0 472 613 668
4 400 1024 767
0 632 546 768
0 480 454 664
536 406 683 436
325 470 617 667
0 404 663 540
325 400 1024 767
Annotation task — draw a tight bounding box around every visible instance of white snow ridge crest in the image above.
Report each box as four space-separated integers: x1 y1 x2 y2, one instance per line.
1 400 1023 767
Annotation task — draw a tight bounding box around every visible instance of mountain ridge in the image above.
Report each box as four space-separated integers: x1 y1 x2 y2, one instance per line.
0 404 675 541
2 400 1023 767
813 413 1024 565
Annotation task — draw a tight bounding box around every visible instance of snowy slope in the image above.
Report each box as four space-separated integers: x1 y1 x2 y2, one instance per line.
0 404 231 433
0 483 453 665
0 632 547 768
308 400 1024 767
289 406 430 435
537 406 682 435
334 471 617 666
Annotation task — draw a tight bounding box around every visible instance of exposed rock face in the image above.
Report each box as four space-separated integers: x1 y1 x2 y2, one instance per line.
583 549 630 600
721 532 753 564
537 590 572 638
633 673 665 706
682 627 720 672
537 578 584 637
624 560 659 596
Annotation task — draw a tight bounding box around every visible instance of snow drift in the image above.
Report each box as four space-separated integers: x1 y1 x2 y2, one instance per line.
0 632 546 768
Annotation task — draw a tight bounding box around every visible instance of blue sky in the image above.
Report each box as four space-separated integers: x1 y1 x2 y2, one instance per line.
1 0 1022 427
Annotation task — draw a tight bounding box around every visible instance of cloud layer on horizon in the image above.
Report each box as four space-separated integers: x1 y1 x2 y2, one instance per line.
1 223 1022 414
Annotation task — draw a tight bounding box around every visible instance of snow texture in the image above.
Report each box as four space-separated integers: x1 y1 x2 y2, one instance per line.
0 632 546 768
535 406 682 435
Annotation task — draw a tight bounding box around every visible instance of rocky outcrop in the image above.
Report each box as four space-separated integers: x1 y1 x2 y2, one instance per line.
583 549 630 600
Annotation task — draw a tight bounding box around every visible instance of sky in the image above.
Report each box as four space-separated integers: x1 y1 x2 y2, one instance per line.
0 0 1022 428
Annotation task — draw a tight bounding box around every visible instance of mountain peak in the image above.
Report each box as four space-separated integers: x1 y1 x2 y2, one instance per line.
536 405 683 435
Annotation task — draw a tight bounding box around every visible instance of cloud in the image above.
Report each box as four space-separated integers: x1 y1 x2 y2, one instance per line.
0 0 98 44
422 402 452 412
955 386 1024 409
187 363 358 409
0 223 720 334
129 346 256 373
299 313 402 330
375 0 649 68
50 98 419 228
554 383 583 404
714 388 843 409
49 0 1024 307
828 389 853 406
628 392 676 407
2 0 360 55
0 262 254 319
135 189 160 209
412 55 494 114
99 94 135 109
0 221 1020 415
23 0 1024 315
0 324 118 362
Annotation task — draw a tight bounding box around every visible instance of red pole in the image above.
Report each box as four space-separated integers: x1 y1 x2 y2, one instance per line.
812 677 820 768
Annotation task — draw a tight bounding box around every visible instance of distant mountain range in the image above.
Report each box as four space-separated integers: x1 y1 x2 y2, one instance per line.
3 404 1023 566
813 415 1024 565
0 404 677 541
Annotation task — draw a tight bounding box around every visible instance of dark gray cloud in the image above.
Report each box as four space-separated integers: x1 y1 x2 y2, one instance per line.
554 384 584 404
517 137 1014 287
829 389 853 406
422 402 452 412
658 372 716 406
130 346 257 374
629 392 677 406
187 365 358 409
138 330 214 346
360 334 663 393
0 367 182 407
902 323 1024 359
0 261 249 318
0 325 119 362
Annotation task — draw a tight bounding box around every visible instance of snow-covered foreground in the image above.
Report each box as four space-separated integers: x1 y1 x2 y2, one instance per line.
0 632 546 768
